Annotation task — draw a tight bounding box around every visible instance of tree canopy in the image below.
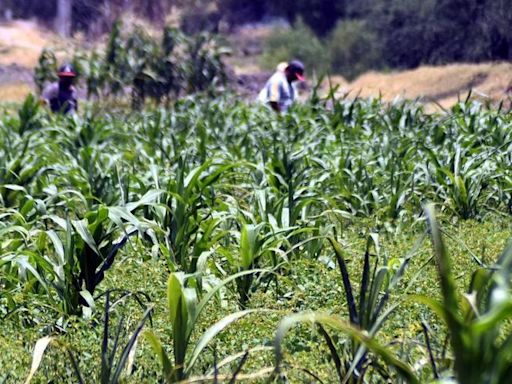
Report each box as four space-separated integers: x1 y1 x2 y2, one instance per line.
1 0 512 70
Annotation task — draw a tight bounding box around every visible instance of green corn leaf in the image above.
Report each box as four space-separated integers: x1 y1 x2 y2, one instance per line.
274 312 419 384
409 295 448 324
44 215 68 231
328 236 358 325
2 184 27 192
367 267 388 323
46 230 65 265
125 189 164 212
0 226 30 240
167 272 186 326
472 300 512 334
195 269 270 322
143 331 174 381
240 223 263 270
24 337 54 384
182 287 198 338
72 219 100 256
186 309 263 374
108 206 143 232
424 204 461 325
184 161 212 190
111 306 154 383
79 290 95 310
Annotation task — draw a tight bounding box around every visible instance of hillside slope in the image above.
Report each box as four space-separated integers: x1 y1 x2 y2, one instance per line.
339 63 512 109
1 20 512 109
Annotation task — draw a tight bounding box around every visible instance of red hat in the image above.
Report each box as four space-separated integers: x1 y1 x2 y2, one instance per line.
58 64 77 77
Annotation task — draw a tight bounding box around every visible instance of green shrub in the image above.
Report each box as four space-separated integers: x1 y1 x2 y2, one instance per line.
34 49 58 93
179 1 220 34
261 19 329 75
34 21 228 107
327 20 381 80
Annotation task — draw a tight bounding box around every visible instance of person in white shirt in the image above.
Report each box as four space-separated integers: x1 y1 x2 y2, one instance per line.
258 60 305 113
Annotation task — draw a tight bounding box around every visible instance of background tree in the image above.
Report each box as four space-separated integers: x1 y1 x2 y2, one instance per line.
274 0 346 36
56 0 72 37
3 0 512 76
216 0 270 26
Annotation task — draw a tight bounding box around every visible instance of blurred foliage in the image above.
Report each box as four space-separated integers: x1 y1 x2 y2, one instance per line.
0 0 172 35
261 19 329 75
4 0 512 73
262 19 381 79
34 49 58 93
273 0 346 36
34 20 229 107
327 20 381 80
179 1 221 35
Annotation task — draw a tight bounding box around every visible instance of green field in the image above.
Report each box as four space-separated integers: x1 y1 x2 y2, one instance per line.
1 94 512 383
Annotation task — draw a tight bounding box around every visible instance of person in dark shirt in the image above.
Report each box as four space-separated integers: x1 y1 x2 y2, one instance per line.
42 64 78 114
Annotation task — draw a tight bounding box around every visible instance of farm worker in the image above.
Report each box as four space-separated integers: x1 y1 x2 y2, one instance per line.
276 61 288 72
258 60 305 113
41 63 78 114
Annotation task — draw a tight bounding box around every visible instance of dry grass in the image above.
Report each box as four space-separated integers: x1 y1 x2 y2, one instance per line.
0 19 84 70
0 20 53 67
333 62 512 110
0 82 32 102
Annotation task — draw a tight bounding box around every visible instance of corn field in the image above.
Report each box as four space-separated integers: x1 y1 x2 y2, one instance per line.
1 93 512 383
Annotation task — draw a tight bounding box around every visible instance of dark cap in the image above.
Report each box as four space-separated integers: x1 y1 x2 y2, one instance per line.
58 63 77 78
287 60 305 81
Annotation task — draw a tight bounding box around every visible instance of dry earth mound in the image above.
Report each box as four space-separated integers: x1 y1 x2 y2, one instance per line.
338 63 512 110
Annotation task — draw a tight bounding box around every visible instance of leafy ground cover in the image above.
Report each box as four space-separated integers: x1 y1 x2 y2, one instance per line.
1 93 512 383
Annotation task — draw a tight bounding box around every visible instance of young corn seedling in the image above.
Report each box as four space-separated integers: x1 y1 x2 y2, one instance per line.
144 270 266 382
24 290 153 384
417 204 512 383
273 233 424 383
35 204 145 315
215 221 281 309
0 131 48 208
274 312 419 384
149 157 235 272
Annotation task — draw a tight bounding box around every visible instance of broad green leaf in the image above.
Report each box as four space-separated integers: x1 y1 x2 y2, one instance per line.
46 230 65 265
196 269 270 321
3 184 27 192
240 223 263 270
167 273 185 326
79 290 95 310
143 331 174 381
72 219 100 256
108 206 142 231
125 189 164 212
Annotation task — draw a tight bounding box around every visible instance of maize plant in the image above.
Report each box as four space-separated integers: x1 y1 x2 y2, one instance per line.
1 88 512 382
144 271 265 382
418 205 512 383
